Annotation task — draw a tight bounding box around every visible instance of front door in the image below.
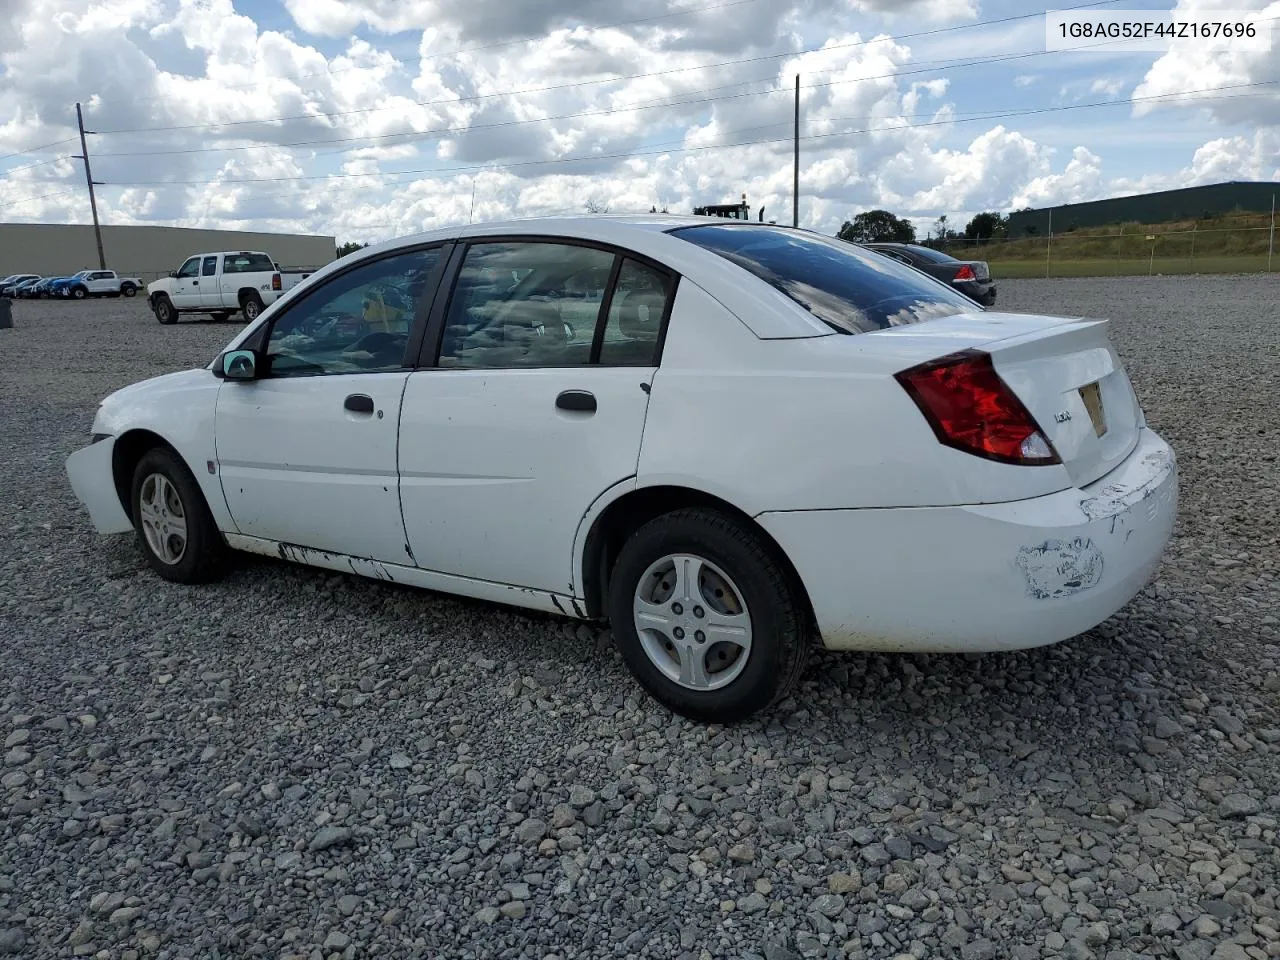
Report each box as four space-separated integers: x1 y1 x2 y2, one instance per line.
214 245 446 564
171 256 203 308
198 255 221 307
399 240 675 594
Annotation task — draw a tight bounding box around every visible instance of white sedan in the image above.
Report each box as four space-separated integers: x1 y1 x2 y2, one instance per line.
65 215 1178 722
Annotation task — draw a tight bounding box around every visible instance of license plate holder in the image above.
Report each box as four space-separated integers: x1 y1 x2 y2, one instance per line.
1080 381 1106 437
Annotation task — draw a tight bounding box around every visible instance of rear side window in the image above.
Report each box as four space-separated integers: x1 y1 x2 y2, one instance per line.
672 224 976 334
202 256 218 276
223 253 275 274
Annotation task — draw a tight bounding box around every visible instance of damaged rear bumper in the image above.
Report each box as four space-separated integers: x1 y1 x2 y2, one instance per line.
757 427 1178 653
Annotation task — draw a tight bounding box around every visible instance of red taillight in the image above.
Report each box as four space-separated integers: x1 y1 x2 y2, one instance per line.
894 349 1060 466
953 264 976 281
271 273 282 291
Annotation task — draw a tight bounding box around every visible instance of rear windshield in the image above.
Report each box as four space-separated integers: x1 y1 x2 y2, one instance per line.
901 244 958 264
672 224 977 334
223 253 276 274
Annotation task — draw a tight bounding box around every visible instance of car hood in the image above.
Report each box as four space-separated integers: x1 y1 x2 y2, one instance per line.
95 369 212 430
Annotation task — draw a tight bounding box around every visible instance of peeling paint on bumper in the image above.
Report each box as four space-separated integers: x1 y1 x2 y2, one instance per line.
757 427 1178 653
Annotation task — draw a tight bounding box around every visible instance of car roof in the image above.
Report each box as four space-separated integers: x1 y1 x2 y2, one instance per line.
250 215 837 342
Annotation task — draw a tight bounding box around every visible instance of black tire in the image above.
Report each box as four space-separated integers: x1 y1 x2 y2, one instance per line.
607 508 810 723
241 293 264 323
211 311 232 322
71 285 87 300
121 283 137 298
153 295 176 325
129 446 227 584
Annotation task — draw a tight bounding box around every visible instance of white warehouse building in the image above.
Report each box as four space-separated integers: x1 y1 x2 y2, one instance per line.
0 222 336 284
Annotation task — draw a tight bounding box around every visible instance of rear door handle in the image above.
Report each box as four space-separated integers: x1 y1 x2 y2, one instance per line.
556 390 597 413
344 394 375 414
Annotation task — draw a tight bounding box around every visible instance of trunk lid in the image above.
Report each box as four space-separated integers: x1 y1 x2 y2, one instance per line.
874 311 1143 488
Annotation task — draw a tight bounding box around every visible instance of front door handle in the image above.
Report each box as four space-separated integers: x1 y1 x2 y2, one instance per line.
344 394 375 414
192 280 199 285
556 390 597 413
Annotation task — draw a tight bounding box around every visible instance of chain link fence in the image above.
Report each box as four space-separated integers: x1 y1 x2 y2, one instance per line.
933 218 1277 279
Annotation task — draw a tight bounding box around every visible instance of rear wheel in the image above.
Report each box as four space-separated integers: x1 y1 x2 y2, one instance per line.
607 508 810 723
153 295 176 325
130 447 227 584
241 293 264 323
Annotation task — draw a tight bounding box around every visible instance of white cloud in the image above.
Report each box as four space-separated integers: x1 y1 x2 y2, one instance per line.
0 0 1273 245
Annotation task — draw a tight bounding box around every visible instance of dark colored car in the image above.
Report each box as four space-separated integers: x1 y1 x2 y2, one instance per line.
862 242 996 307
0 274 40 296
23 277 57 298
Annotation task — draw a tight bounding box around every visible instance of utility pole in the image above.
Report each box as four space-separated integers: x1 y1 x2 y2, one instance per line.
75 102 106 270
1045 207 1053 279
1269 193 1275 272
793 74 800 228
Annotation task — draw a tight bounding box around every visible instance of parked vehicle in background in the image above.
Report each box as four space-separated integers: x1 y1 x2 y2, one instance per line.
66 215 1176 723
10 277 45 297
58 269 144 300
20 276 56 299
146 251 314 324
48 270 93 298
0 274 40 296
862 242 997 306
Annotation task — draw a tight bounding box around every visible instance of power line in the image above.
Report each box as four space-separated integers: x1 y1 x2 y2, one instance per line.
79 34 1153 167
100 80 1279 190
0 137 79 163
0 154 76 174
91 0 1130 136
89 0 775 107
0 188 82 209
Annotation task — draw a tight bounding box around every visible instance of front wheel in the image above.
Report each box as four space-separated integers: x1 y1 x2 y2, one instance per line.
121 283 137 297
241 293 264 322
153 296 176 325
71 286 87 300
130 447 227 584
607 508 810 723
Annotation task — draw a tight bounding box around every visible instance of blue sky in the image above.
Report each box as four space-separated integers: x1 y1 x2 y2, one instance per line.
1 0 1276 241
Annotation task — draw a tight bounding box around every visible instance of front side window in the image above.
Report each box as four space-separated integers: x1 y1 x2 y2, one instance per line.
597 259 672 366
438 242 615 369
264 247 442 377
673 224 976 334
176 258 200 279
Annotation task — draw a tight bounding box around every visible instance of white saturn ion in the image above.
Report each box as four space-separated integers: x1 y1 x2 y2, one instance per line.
65 216 1178 722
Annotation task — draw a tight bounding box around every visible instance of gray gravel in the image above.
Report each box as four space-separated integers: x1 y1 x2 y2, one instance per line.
1 278 1278 960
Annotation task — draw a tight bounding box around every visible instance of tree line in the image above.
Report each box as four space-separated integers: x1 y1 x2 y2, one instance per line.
836 209 1011 245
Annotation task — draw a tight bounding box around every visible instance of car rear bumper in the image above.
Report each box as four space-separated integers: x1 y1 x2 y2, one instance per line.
65 436 134 535
955 279 996 305
757 427 1177 653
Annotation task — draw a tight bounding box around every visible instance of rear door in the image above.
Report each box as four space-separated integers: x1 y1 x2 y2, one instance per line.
398 238 674 594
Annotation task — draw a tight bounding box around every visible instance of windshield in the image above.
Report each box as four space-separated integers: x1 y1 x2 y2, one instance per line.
672 224 978 334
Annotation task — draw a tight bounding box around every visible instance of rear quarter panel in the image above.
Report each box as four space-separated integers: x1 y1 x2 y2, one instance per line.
638 289 1075 513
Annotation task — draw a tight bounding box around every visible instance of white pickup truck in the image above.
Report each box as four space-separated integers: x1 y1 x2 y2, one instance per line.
59 269 145 299
146 251 315 324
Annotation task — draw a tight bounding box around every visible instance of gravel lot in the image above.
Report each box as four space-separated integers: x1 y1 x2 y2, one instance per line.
1 277 1277 960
